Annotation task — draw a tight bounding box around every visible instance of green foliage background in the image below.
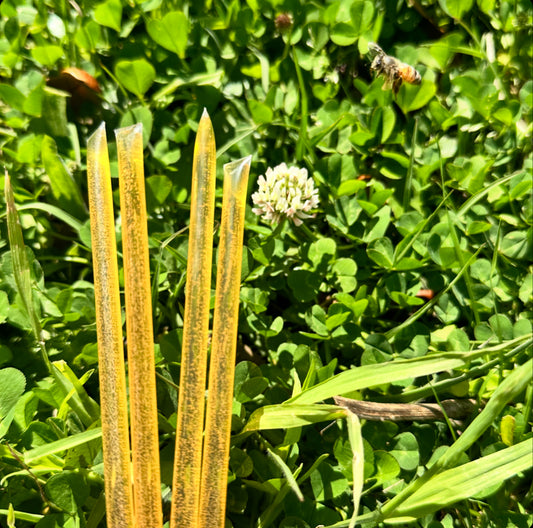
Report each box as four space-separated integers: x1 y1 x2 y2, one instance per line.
0 0 532 527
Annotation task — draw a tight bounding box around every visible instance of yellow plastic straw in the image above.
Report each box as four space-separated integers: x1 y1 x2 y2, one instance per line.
87 123 134 528
115 124 162 528
170 109 216 528
198 156 252 528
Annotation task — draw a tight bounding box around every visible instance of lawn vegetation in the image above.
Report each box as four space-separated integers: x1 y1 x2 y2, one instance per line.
0 1 532 527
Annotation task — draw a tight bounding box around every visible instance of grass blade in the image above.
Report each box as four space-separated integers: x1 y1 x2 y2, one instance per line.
87 122 134 528
385 246 483 339
243 404 345 432
267 448 304 502
4 169 48 369
171 109 217 528
116 123 162 528
345 411 364 528
0 509 43 524
380 358 533 519
286 350 484 405
24 427 103 464
1 202 83 234
391 438 533 519
198 156 251 528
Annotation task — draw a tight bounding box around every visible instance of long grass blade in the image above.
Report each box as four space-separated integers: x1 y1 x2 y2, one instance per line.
242 404 346 432
24 427 103 464
380 358 533 519
1 202 83 234
267 448 304 502
385 246 483 339
116 123 162 528
286 349 485 406
345 411 364 528
87 123 134 528
391 438 533 519
198 155 251 528
0 509 43 524
171 109 217 528
4 169 48 370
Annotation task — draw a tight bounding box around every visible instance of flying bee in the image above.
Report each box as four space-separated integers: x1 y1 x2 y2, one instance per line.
368 42 421 95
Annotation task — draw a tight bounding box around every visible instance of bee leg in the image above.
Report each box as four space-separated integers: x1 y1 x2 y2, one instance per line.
392 77 403 96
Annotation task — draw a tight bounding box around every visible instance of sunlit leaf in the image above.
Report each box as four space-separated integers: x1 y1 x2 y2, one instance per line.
146 11 189 58
397 80 437 113
115 59 156 98
438 0 474 19
30 45 63 67
94 0 122 32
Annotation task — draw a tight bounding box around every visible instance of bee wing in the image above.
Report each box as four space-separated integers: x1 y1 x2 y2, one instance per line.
367 42 384 58
379 76 393 91
381 77 395 91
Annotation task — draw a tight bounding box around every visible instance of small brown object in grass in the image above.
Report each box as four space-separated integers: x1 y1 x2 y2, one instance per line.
47 67 101 114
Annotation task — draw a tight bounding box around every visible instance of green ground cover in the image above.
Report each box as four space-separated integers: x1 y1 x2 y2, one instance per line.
0 0 532 527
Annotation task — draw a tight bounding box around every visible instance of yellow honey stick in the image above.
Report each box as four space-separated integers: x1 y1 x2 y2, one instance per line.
170 109 216 528
198 156 252 528
115 124 163 528
87 123 134 528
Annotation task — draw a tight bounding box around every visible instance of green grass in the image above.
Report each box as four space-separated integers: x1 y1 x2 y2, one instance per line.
1 1 532 527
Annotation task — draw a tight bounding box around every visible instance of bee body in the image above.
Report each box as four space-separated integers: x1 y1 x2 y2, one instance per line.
368 43 421 95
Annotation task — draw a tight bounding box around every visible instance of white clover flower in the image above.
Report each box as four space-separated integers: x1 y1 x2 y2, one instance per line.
251 163 319 226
